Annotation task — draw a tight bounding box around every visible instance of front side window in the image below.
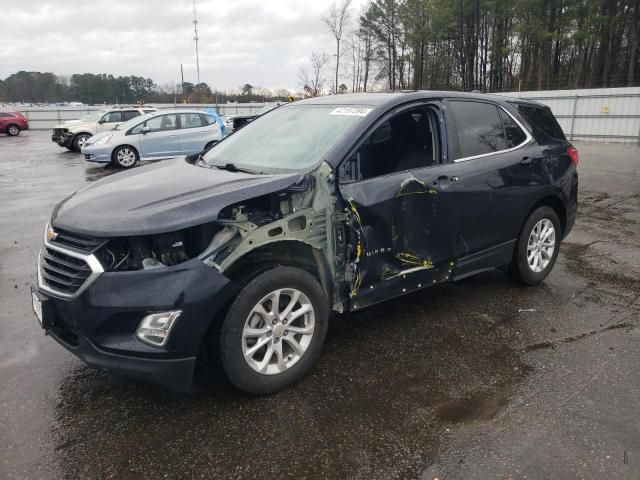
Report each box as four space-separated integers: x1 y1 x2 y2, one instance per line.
450 101 506 158
123 110 141 121
203 105 366 172
179 113 204 129
340 107 441 181
101 111 123 123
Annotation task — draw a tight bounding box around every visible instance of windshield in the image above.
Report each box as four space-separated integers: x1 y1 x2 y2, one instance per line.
203 105 368 172
254 103 279 115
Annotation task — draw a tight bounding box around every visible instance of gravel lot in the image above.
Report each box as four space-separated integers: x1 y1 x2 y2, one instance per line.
1 131 639 479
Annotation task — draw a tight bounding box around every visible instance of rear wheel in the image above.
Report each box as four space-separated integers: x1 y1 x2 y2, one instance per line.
73 133 91 151
509 206 561 285
6 124 20 136
219 266 328 394
112 145 139 168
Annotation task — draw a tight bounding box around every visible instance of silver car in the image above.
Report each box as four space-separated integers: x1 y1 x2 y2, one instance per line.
81 110 223 168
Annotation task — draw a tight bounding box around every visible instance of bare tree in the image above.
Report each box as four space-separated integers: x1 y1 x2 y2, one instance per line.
323 0 353 94
299 52 330 97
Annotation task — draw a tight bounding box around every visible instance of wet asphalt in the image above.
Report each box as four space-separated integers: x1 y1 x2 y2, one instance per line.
0 132 638 480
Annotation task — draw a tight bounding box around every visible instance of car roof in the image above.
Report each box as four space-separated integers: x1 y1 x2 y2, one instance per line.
144 109 206 116
294 90 544 109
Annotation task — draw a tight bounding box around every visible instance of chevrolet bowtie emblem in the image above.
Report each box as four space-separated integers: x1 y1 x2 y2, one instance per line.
46 225 58 242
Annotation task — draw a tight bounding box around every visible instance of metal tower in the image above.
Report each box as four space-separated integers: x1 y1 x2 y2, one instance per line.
193 0 200 84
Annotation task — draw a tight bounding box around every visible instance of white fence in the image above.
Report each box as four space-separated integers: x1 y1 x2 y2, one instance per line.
4 87 640 142
496 87 640 143
3 103 267 130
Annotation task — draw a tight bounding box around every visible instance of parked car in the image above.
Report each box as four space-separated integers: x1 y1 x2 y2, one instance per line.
0 112 29 136
223 102 283 134
52 106 157 151
32 91 578 394
81 110 223 168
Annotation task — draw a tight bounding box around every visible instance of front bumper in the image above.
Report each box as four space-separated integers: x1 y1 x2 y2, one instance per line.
82 144 113 163
34 258 239 392
52 131 73 147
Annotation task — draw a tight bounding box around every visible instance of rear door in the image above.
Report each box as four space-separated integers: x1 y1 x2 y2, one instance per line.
177 113 210 154
138 114 181 159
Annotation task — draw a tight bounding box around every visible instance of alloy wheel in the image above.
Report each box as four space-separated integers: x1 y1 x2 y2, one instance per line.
527 218 556 273
116 148 136 167
8 126 19 135
242 288 315 375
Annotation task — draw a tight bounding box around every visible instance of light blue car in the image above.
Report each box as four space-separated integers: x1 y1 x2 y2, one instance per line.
81 109 223 168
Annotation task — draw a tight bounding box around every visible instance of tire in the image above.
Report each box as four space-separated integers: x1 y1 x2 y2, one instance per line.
6 124 20 136
112 145 139 168
509 206 561 285
65 145 75 151
219 266 329 394
73 133 91 151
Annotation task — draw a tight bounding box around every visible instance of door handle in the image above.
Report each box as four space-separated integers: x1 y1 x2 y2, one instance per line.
520 156 532 166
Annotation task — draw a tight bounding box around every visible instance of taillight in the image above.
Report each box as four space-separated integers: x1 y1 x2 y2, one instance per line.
567 146 579 166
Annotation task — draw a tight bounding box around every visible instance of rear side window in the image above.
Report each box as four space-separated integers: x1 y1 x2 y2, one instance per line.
0 112 15 118
123 110 140 121
517 105 566 141
179 113 204 129
449 101 506 158
498 109 528 148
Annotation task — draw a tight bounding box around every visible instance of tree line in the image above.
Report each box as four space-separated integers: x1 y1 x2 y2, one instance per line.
301 0 639 94
0 71 294 104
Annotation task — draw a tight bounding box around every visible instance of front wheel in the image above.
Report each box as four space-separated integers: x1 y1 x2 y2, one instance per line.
73 133 91 151
6 124 20 136
509 206 561 285
219 266 328 394
111 145 139 168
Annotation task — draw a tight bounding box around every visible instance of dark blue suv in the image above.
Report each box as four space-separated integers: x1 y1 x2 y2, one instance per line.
32 92 578 394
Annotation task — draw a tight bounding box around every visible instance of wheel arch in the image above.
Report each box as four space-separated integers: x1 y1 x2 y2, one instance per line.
223 240 332 300
528 194 567 237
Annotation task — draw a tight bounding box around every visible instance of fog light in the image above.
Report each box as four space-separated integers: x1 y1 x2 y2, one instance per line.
136 310 181 347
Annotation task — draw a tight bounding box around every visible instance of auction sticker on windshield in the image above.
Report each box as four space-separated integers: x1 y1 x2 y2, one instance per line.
330 107 372 116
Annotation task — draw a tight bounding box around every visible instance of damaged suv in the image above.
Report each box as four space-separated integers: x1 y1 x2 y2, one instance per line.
32 92 578 394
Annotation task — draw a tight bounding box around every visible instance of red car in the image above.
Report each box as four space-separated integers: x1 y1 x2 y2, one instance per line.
0 112 29 136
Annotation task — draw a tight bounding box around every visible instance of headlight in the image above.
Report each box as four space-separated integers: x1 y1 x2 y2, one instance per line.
94 134 112 145
136 311 181 347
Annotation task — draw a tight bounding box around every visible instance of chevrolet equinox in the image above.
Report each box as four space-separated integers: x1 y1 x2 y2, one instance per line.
32 92 578 394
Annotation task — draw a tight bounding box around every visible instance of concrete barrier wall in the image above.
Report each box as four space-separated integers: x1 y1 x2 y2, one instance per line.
1 103 267 130
496 87 640 143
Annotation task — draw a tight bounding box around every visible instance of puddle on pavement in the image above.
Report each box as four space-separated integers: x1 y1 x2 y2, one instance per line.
50 274 533 480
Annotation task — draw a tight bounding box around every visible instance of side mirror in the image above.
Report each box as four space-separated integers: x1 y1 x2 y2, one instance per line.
141 126 151 134
98 119 105 124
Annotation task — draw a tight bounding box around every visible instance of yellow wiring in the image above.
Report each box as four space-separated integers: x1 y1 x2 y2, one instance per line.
347 198 364 298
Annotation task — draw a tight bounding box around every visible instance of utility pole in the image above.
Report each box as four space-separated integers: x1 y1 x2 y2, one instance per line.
181 64 185 102
193 0 200 85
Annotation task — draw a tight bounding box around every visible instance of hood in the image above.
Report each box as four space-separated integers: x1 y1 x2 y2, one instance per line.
52 158 304 237
54 119 86 129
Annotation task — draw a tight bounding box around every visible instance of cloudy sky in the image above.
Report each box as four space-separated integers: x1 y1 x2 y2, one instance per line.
1 0 367 91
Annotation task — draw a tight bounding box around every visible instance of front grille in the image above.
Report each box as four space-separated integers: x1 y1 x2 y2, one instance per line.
50 229 106 254
40 247 92 296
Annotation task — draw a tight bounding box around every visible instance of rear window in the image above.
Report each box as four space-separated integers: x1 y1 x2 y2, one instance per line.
517 104 566 141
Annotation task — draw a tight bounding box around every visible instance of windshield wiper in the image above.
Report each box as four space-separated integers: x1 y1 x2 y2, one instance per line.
213 163 261 175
